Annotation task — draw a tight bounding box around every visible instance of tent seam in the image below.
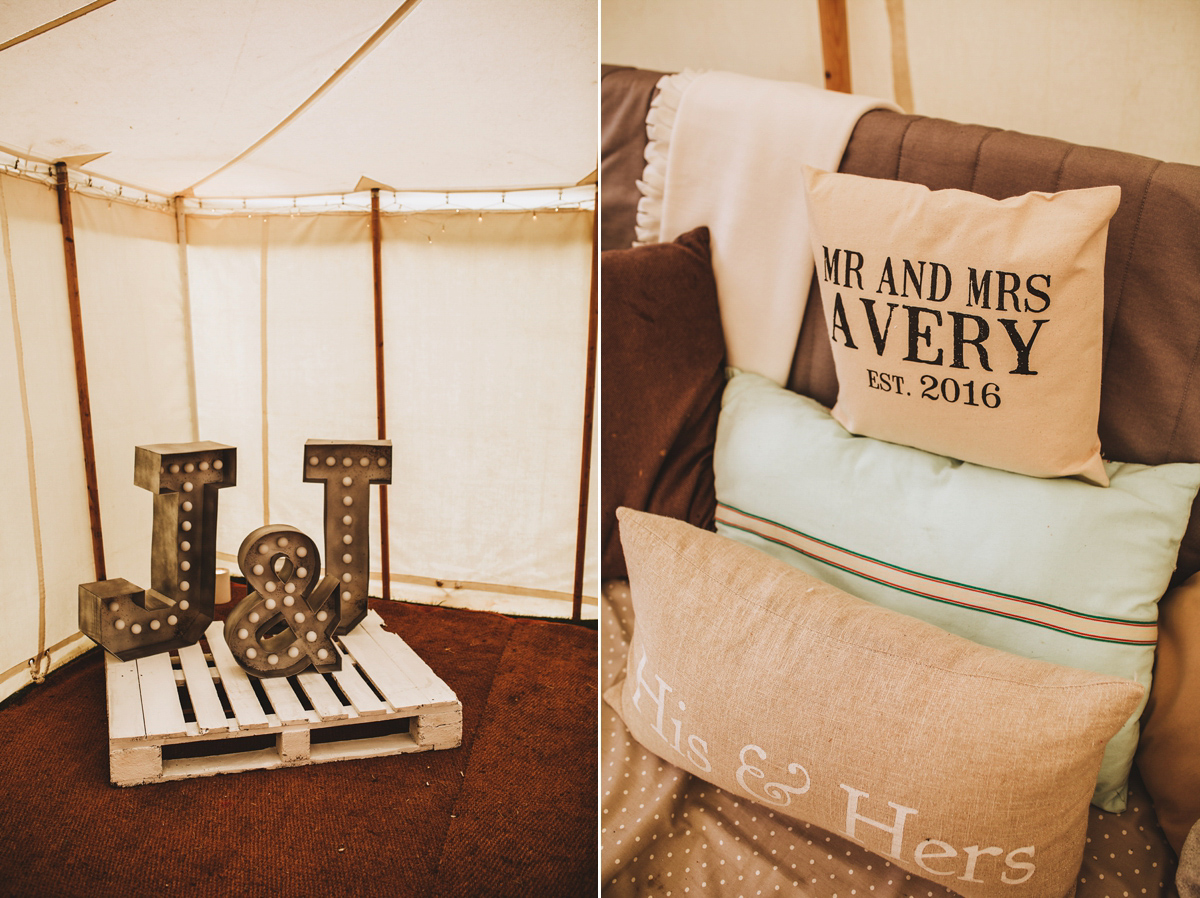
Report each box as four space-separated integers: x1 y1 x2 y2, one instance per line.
1101 160 1160 369
260 217 270 525
967 129 995 194
183 0 427 196
0 0 118 54
891 116 919 181
0 176 49 655
175 199 201 441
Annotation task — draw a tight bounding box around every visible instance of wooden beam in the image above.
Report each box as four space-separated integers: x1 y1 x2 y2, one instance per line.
886 0 915 112
54 162 106 580
571 198 599 622
174 197 200 440
370 188 391 601
0 0 118 53
818 0 853 93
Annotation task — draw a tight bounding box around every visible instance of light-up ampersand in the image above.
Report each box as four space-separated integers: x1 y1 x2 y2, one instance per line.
78 442 236 661
224 525 342 678
303 440 392 634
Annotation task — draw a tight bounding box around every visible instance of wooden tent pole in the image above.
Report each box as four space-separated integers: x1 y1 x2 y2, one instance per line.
885 0 915 112
571 197 599 622
818 0 853 93
370 188 391 601
54 162 106 580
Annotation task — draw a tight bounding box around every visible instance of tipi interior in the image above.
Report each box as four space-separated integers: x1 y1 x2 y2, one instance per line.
1 0 599 702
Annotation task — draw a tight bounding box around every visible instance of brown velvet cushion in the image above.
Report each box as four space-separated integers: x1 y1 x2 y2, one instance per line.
600 65 666 252
1137 572 1200 856
600 226 725 580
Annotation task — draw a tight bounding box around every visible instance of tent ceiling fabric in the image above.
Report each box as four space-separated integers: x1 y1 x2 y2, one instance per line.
0 0 597 198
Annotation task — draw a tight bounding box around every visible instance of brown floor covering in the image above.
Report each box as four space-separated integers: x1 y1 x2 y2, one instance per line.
0 599 598 897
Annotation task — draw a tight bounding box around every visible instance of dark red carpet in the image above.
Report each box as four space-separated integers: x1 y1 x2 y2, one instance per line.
0 600 597 897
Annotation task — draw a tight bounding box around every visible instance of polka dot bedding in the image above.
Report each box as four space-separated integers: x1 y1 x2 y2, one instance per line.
601 580 1179 897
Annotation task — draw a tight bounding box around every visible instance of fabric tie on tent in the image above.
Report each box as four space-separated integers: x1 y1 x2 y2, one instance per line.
636 70 899 385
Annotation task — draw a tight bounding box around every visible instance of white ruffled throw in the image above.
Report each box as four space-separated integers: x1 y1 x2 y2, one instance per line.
636 71 899 385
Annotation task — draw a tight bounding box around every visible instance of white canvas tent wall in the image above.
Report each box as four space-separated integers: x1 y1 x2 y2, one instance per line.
0 0 598 702
603 0 1200 167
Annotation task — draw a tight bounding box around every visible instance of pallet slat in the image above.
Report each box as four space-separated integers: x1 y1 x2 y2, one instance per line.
177 643 232 734
260 677 311 726
105 610 460 786
105 656 146 740
338 629 433 711
137 652 187 738
295 671 350 721
331 658 390 717
360 616 458 706
203 621 270 729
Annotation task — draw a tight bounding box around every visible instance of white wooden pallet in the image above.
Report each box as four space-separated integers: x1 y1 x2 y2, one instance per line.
104 610 462 786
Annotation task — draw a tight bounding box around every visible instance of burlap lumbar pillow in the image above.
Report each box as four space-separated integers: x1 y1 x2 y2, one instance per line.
606 508 1143 898
802 166 1119 485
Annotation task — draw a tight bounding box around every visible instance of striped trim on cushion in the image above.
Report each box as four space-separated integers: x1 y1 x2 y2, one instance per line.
716 502 1157 646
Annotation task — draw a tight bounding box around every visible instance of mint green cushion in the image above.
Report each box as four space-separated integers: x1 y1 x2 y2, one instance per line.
714 369 1200 812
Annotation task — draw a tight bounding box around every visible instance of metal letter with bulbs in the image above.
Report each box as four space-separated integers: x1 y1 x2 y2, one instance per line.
79 439 391 678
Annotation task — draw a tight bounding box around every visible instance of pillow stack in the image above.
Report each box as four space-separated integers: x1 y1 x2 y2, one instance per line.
608 167 1200 892
712 370 1200 812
